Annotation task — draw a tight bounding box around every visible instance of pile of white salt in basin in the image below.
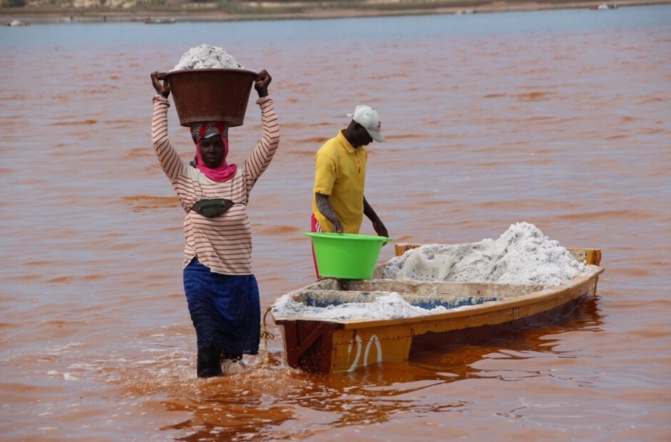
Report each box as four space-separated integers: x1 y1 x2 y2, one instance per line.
272 222 596 321
172 44 243 70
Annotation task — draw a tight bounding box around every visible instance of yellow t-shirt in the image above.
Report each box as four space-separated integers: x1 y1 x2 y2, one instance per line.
312 130 368 233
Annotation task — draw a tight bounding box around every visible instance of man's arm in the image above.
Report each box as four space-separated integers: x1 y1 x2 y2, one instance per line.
363 196 389 238
315 193 343 233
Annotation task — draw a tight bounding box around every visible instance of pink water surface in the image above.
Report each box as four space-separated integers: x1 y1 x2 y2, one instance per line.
1 7 670 441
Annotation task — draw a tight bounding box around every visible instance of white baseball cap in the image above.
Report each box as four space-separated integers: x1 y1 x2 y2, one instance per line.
348 105 385 143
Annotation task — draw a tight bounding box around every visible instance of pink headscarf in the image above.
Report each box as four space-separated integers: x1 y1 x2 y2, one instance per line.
191 122 237 182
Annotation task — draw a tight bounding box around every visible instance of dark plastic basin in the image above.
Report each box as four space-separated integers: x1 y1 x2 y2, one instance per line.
162 68 258 128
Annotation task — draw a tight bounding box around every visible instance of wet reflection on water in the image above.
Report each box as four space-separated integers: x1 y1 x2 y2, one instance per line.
95 298 603 441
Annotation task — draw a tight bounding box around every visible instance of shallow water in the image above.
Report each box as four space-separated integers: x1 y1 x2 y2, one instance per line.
1 5 670 441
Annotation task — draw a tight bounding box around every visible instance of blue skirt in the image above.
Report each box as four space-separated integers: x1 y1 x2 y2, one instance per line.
183 258 260 355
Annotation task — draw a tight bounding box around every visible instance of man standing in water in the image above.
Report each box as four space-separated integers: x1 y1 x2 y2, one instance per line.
310 105 389 277
150 70 280 377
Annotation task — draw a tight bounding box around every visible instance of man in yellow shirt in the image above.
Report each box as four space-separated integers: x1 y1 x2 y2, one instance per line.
310 105 389 277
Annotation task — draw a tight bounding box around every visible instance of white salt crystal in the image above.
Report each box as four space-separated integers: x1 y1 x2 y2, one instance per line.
383 222 587 286
272 292 448 321
172 44 243 71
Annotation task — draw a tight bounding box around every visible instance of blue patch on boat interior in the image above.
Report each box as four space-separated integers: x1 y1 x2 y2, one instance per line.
302 293 500 310
414 297 499 309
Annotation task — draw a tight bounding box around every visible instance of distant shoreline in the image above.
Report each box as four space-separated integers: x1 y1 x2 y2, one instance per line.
2 0 668 25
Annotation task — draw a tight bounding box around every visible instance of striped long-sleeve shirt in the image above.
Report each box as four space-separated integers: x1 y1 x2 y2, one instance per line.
151 95 280 275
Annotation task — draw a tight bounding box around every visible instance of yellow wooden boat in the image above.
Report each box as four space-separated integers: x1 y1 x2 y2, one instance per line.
270 245 603 374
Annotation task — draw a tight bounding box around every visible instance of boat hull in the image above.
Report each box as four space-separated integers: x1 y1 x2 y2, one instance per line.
272 247 603 374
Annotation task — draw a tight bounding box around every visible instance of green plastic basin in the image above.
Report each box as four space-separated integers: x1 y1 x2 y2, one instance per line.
305 232 392 280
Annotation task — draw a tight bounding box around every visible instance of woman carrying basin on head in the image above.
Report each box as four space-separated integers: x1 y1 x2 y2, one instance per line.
150 69 280 378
